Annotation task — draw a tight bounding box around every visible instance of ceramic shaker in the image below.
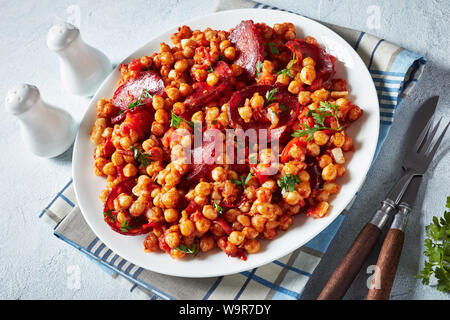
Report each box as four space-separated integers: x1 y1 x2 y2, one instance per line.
5 84 77 158
47 22 112 96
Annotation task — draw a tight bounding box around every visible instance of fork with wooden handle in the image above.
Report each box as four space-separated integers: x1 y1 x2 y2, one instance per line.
317 109 448 300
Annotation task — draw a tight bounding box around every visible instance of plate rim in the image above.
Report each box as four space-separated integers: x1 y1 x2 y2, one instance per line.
72 8 380 278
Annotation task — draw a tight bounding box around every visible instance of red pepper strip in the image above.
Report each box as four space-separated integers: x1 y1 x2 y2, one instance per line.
249 163 272 184
99 138 115 158
158 235 171 253
103 178 154 236
212 217 233 235
280 137 307 163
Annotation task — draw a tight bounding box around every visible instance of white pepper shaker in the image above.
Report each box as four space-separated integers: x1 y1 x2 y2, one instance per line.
5 84 77 158
47 22 112 96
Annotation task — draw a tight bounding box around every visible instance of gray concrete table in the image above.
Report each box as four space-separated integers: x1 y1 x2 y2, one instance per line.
0 0 448 299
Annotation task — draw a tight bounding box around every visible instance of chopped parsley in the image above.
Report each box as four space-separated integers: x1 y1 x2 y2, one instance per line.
170 111 194 128
292 101 343 141
104 209 115 223
255 60 263 78
213 202 223 215
231 172 253 188
130 145 152 167
276 52 296 79
417 196 450 292
277 174 300 195
207 64 214 73
268 42 280 55
120 220 133 233
176 243 198 255
265 88 278 106
127 88 152 110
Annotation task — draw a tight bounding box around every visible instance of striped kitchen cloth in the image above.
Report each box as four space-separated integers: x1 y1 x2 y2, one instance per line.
39 0 426 300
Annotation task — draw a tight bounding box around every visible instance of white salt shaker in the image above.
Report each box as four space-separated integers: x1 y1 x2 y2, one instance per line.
47 22 112 96
5 84 77 158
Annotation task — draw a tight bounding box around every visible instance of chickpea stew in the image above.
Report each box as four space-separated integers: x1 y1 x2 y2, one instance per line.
90 20 363 261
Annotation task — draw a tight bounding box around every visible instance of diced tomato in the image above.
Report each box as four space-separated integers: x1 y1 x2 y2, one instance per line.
280 137 307 163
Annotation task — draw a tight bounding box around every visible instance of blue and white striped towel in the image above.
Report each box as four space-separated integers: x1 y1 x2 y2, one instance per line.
39 0 426 300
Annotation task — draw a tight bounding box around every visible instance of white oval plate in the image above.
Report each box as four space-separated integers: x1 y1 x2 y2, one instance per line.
73 8 379 278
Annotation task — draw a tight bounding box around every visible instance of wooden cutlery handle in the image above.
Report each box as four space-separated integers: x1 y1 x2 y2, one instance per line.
317 223 382 300
366 228 405 300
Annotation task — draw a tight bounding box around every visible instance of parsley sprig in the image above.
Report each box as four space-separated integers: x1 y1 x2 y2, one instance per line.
276 52 296 79
130 145 152 167
417 196 450 292
265 88 278 106
277 174 300 195
292 101 343 141
213 202 223 215
104 209 115 223
170 111 194 128
176 243 198 255
120 220 133 233
128 88 152 110
255 60 263 78
231 172 253 188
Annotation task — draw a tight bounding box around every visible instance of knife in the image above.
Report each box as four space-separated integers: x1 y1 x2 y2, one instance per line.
317 96 441 300
366 175 422 300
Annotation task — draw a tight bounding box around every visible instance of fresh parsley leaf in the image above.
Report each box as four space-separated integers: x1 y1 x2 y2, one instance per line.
231 172 253 188
276 52 297 79
170 111 194 128
207 64 214 73
176 243 198 255
265 88 278 105
292 101 343 140
127 88 152 110
277 174 300 195
279 104 287 113
256 60 263 78
417 196 450 292
268 42 279 55
120 220 133 233
104 209 115 223
212 119 217 125
130 145 152 167
213 202 223 215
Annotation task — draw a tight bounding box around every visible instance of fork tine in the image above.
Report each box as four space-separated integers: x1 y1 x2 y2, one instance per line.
425 121 450 162
413 115 435 152
419 117 442 154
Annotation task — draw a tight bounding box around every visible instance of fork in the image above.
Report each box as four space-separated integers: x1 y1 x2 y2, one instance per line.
318 116 449 300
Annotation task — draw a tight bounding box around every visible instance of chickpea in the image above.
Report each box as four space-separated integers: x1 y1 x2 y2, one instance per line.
202 205 218 220
90 118 107 145
299 170 310 182
161 187 179 208
231 63 243 77
123 163 138 177
278 214 293 231
179 220 195 236
238 106 252 123
251 215 266 233
276 73 290 86
309 201 329 218
164 208 179 223
311 88 330 102
288 80 302 95
242 226 259 239
193 68 208 82
179 83 192 97
323 182 340 194
115 193 133 210
224 47 236 60
348 106 362 121
244 239 260 254
313 130 329 146
160 51 174 66
228 231 245 246
152 95 165 110
263 227 277 240
318 154 333 168
165 87 181 102
250 93 264 109
297 181 311 198
300 65 316 85
154 109 169 124
151 122 166 136
200 235 216 252
195 216 211 234
143 233 159 252
284 190 302 205
342 136 353 152
116 211 131 224
174 59 188 73
206 72 219 86
322 163 338 181
306 141 320 157
331 132 345 148
102 162 116 176
165 231 180 249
